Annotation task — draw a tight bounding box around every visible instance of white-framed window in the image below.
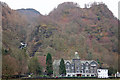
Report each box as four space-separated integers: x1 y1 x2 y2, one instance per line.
76 67 79 69
91 67 93 69
86 66 88 69
71 66 74 69
77 70 79 73
81 66 84 69
86 70 89 73
66 62 70 69
80 70 83 73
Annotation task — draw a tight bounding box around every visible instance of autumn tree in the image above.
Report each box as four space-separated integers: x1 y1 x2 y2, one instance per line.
28 56 42 75
16 48 28 75
59 58 66 76
2 55 18 78
46 53 53 76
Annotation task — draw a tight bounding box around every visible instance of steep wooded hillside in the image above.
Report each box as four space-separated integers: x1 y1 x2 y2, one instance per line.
1 2 119 76
28 2 118 69
2 2 28 75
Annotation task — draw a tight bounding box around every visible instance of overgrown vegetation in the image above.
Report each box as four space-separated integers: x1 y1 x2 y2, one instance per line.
28 56 42 75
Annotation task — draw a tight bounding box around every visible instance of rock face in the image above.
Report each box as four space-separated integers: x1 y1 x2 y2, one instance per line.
2 1 119 75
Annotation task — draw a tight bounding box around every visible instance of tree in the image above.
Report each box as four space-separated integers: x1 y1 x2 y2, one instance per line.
2 55 18 78
28 56 42 75
46 53 53 76
16 48 28 76
87 52 92 60
108 67 117 76
59 58 66 76
97 59 102 68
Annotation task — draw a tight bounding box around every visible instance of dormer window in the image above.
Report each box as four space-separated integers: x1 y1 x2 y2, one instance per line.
66 62 70 69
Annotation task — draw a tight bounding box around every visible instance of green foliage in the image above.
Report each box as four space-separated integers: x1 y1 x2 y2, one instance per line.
59 58 66 75
97 59 103 68
108 67 117 76
28 56 42 75
16 49 28 74
87 52 92 60
2 48 9 55
46 53 53 76
97 16 100 21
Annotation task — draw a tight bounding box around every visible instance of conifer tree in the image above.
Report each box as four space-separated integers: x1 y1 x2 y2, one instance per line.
46 53 53 76
59 58 66 76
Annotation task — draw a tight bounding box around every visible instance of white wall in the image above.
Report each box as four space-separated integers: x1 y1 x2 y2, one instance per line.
97 69 108 78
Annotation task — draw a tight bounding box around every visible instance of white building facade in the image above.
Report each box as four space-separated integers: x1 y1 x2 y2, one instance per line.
53 52 98 77
97 69 108 78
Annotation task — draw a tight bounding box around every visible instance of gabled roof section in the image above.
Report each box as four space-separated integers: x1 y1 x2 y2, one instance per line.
81 60 98 65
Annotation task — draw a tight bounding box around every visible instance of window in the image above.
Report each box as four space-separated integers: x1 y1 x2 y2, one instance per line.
71 70 74 73
77 70 79 73
81 66 84 69
71 66 74 69
80 70 83 73
91 75 94 77
68 75 70 77
73 75 75 77
91 70 94 73
66 70 70 73
98 70 101 72
86 70 89 73
86 66 88 69
82 75 85 77
91 67 93 69
76 67 79 69
66 62 70 69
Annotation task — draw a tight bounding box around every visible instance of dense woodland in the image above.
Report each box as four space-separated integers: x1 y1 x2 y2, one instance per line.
1 1 120 77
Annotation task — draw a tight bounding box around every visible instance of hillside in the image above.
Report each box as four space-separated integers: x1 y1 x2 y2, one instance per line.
16 8 41 22
1 1 119 76
2 2 29 75
27 2 118 69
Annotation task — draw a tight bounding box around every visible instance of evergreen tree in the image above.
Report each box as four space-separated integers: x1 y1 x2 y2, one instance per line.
59 58 66 76
46 53 53 76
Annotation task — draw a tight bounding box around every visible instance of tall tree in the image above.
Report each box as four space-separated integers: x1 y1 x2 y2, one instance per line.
108 67 117 76
59 58 66 76
28 56 42 75
46 53 53 76
17 48 28 75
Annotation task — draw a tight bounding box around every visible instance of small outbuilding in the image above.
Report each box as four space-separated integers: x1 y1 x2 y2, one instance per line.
97 69 108 78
